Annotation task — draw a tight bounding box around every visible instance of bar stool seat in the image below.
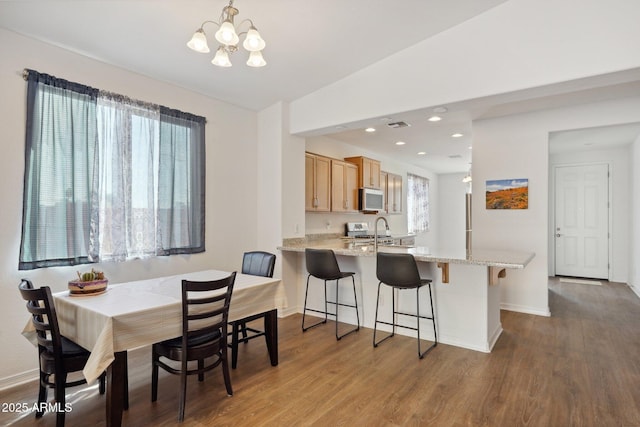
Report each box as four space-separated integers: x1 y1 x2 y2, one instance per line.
374 252 437 358
302 248 360 340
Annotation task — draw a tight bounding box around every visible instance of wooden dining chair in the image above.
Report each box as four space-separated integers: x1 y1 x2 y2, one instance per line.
229 251 276 369
19 279 106 427
151 272 236 422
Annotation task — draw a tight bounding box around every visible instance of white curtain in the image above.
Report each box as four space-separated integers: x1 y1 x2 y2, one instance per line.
91 93 160 261
407 173 430 233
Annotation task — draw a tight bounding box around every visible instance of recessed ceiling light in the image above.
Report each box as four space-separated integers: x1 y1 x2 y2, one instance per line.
451 133 464 138
365 127 376 132
433 106 448 114
379 117 393 122
428 116 442 122
395 141 406 146
468 146 472 150
417 151 426 155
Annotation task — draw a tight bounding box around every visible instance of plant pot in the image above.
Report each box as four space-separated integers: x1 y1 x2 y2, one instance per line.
68 279 108 296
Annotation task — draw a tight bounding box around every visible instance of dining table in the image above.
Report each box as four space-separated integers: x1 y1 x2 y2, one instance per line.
23 269 287 427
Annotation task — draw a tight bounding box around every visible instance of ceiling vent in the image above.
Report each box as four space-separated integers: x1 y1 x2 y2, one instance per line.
387 121 410 129
448 154 462 159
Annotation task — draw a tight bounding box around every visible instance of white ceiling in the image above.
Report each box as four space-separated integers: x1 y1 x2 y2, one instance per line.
2 0 640 173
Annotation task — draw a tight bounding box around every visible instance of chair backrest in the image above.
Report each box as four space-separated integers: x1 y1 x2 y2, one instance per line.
242 251 276 278
376 252 422 288
182 272 236 345
305 248 342 280
18 279 64 362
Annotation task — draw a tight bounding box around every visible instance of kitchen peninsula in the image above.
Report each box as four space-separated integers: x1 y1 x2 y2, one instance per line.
278 235 535 352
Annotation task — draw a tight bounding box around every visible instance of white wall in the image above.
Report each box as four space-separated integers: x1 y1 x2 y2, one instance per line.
549 146 631 283
631 136 640 296
437 173 468 250
290 0 640 135
473 97 640 317
0 29 260 388
280 105 306 240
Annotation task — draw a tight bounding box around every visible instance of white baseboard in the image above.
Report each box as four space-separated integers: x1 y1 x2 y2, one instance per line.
630 283 640 299
279 306 299 317
500 303 551 317
0 369 37 392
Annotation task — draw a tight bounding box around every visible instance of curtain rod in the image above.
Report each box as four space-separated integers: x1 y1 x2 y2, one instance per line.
21 68 207 123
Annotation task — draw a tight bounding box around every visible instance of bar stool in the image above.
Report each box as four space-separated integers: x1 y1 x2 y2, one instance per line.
302 248 360 340
374 252 437 358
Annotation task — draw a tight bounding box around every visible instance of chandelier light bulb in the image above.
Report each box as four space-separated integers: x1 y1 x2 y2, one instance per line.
212 47 232 67
243 27 266 52
187 29 210 53
215 20 239 46
246 50 266 67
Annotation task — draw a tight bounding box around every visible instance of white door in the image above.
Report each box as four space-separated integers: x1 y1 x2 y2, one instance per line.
554 164 609 279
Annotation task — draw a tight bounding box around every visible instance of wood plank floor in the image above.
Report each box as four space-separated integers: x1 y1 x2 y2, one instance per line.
2 278 640 426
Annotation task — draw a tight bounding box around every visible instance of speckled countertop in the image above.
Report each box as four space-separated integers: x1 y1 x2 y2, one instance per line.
278 237 535 269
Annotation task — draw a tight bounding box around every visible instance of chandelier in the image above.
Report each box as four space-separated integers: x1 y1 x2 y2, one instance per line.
187 0 266 68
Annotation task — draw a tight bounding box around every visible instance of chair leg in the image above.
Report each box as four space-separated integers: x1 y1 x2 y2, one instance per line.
352 276 360 329
221 348 233 396
417 287 423 358
36 371 47 418
429 283 438 345
55 372 67 427
335 278 340 339
151 347 159 402
302 275 327 331
373 282 390 347
417 284 437 359
335 277 359 340
373 282 396 348
231 321 240 369
178 364 187 422
241 321 249 343
198 360 205 382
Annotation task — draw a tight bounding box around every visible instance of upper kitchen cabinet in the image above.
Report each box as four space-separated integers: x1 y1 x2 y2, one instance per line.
331 159 359 213
386 172 403 214
345 156 381 189
305 152 331 211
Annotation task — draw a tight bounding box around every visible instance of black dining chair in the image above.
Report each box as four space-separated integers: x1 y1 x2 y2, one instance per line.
229 251 276 369
374 252 437 358
302 248 360 340
151 272 236 422
19 279 106 427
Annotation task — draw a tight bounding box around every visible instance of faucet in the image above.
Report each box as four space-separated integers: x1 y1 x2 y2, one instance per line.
374 216 389 252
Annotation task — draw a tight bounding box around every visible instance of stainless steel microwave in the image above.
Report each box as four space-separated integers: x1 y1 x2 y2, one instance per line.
359 187 384 212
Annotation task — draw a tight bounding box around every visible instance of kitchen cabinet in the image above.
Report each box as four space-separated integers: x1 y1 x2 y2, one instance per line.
331 159 359 212
380 171 388 211
305 153 331 211
381 170 403 214
387 172 403 214
345 156 381 189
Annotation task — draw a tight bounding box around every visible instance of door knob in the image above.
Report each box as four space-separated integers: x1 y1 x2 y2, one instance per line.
556 233 562 237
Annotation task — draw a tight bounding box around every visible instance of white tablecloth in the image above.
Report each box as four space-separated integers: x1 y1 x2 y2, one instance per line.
23 270 287 383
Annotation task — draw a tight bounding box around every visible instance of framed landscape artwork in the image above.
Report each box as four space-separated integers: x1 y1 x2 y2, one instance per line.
486 178 528 209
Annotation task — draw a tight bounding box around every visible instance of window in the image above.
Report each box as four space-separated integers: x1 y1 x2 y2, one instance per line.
407 173 430 233
19 70 206 270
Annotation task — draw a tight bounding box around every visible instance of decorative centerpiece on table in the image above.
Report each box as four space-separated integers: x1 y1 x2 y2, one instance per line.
68 268 108 296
